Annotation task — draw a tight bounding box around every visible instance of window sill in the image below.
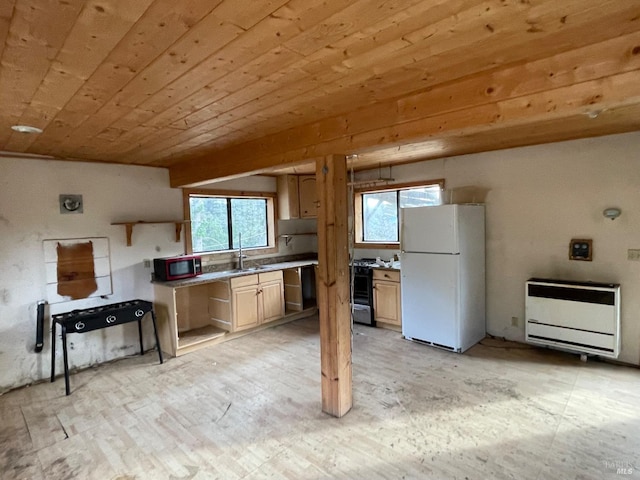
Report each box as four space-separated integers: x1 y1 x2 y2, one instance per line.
354 242 400 250
196 245 278 258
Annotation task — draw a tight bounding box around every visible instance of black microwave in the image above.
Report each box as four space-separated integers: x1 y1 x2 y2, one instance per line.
153 255 202 281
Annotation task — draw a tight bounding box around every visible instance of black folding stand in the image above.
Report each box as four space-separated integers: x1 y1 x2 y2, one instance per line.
50 299 163 395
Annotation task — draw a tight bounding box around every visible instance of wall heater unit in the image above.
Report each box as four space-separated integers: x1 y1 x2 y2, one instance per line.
525 278 620 358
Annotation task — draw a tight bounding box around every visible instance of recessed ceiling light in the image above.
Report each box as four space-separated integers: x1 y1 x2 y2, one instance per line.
11 125 43 134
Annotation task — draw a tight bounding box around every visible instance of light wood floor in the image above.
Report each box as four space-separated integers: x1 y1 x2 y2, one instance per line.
2 316 639 479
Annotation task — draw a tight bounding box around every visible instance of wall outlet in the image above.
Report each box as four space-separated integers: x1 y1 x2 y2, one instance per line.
143 259 151 268
511 316 519 326
627 249 640 261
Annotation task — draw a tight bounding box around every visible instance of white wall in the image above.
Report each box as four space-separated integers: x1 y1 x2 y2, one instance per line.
4 132 637 392
355 132 640 366
0 158 184 392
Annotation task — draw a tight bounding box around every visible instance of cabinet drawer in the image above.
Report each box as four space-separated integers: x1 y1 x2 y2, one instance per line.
230 274 259 288
373 269 400 282
259 270 282 284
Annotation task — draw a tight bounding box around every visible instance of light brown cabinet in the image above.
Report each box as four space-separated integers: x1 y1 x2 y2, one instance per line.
225 271 285 331
154 270 285 356
283 266 317 313
277 174 317 219
373 269 401 329
276 175 300 219
261 278 286 323
283 268 303 312
154 282 227 357
298 175 317 218
231 284 261 331
228 274 260 331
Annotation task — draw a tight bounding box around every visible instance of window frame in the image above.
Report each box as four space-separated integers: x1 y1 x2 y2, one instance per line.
354 179 445 249
183 188 278 256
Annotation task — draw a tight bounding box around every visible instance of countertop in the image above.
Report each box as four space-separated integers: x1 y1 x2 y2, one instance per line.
153 259 318 288
371 265 401 272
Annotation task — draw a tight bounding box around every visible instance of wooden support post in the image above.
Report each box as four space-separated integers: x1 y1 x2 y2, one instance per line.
316 154 352 418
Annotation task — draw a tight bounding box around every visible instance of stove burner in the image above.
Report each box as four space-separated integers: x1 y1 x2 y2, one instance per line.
351 258 377 267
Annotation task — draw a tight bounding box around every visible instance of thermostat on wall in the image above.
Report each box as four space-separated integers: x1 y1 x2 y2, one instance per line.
569 238 592 261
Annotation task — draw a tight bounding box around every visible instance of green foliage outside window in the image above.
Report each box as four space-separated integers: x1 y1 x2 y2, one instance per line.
190 196 268 253
362 186 441 242
363 191 398 242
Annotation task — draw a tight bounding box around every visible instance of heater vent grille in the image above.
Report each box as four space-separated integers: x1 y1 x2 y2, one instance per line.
525 279 620 358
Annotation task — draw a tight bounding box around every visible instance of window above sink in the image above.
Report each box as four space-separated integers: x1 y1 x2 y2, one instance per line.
183 188 277 257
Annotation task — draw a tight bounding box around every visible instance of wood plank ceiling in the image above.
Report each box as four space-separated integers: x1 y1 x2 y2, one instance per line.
1 0 639 186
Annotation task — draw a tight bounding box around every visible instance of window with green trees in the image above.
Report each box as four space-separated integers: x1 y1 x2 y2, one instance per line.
356 181 443 244
188 194 272 253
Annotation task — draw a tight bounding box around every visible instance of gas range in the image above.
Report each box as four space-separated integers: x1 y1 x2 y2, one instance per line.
350 258 377 275
350 258 376 326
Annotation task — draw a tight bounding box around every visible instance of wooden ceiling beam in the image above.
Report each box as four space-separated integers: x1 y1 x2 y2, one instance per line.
59 0 367 153
34 0 352 159
98 1 519 160
172 69 640 183
171 94 640 186
221 0 640 136
346 103 640 172
168 31 640 186
2 0 640 169
91 0 438 161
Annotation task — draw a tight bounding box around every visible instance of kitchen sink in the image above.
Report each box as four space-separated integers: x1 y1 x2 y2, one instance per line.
241 265 267 271
216 266 267 274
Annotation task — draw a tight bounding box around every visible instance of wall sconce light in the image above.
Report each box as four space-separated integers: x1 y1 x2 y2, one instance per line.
603 207 621 220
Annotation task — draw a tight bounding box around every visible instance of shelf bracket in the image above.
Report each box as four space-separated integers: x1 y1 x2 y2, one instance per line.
279 232 316 247
175 222 183 243
125 224 133 247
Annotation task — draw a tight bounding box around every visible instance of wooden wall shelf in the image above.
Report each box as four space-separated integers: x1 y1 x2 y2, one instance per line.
111 221 186 246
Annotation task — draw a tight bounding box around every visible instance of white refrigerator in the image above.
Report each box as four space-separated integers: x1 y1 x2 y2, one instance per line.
400 204 485 353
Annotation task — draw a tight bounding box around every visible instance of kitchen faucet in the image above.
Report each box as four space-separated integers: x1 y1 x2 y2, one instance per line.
237 233 247 270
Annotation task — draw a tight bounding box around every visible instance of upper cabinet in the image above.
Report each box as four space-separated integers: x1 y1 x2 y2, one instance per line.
277 175 317 219
298 175 317 218
277 175 300 219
